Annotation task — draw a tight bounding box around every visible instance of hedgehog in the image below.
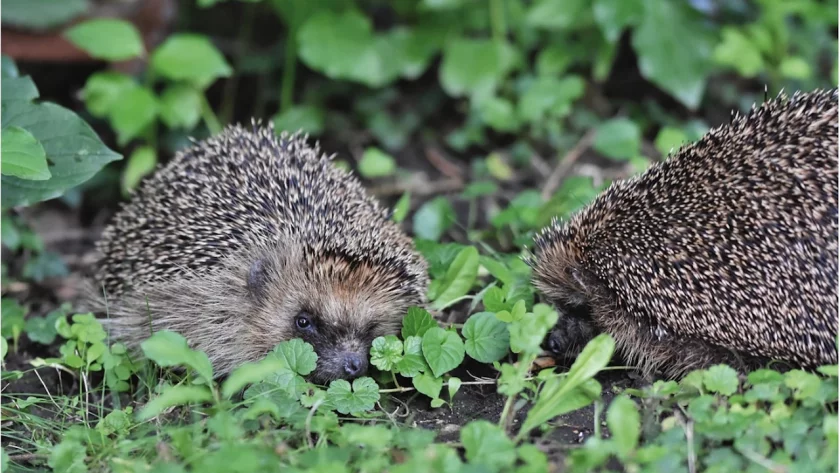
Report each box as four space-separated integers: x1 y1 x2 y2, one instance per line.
84 123 429 383
529 89 838 378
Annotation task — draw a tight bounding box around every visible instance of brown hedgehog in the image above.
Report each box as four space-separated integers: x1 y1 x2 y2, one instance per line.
529 89 838 378
85 124 429 383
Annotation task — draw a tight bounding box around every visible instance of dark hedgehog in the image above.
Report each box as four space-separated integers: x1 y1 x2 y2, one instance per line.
85 124 429 383
529 89 838 378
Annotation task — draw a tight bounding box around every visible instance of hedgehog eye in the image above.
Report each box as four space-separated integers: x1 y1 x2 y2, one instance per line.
295 312 314 331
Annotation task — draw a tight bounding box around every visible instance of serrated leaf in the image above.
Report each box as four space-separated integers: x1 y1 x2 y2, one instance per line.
432 246 479 310
358 147 396 179
137 385 214 421
48 439 88 473
65 19 144 61
151 34 232 88
326 377 380 414
159 84 202 130
140 331 214 383
370 335 403 371
421 327 465 378
463 312 510 363
607 395 640 457
703 364 740 396
1 126 49 180
461 421 517 471
268 338 318 376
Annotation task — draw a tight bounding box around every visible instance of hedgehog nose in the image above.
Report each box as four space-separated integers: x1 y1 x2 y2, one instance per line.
343 353 368 378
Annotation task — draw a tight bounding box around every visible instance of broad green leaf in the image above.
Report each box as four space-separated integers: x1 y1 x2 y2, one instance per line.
536 46 572 77
273 105 325 136
401 307 437 339
593 118 641 161
593 0 642 42
109 85 158 145
397 335 428 377
140 331 214 383
479 256 513 286
137 385 214 421
391 192 410 223
713 27 765 78
461 421 517 471
151 34 232 88
65 19 144 61
222 356 289 399
463 312 510 363
412 371 443 400
2 0 89 31
703 364 740 396
631 0 714 109
81 72 135 118
784 369 822 401
440 38 514 100
518 75 585 123
1 298 26 339
607 395 640 457
122 146 157 194
370 335 403 371
326 377 380 414
412 196 455 242
421 327 465 378
48 438 88 473
159 84 202 130
526 0 591 30
358 147 396 179
1 76 121 209
432 246 479 310
269 338 318 376
1 126 49 180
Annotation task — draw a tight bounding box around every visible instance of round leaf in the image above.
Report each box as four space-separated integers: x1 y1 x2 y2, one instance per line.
358 147 396 179
370 335 403 371
151 34 232 88
421 327 465 378
412 196 456 242
440 38 513 100
593 118 641 161
65 19 144 61
326 377 380 414
702 364 740 396
463 312 510 363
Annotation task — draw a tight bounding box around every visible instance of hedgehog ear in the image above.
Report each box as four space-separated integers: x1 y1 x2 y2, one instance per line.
247 258 271 300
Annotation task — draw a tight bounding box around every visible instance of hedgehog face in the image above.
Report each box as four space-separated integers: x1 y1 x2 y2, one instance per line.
245 247 416 384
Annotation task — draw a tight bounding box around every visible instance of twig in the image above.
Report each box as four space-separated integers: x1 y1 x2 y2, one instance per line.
304 399 324 449
740 448 788 473
541 130 595 200
675 407 697 473
8 453 46 462
424 147 463 179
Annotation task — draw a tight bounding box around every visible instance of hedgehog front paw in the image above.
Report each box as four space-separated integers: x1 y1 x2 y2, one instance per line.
544 316 597 360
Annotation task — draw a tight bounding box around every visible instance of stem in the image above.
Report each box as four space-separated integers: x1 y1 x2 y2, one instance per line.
593 400 603 438
489 0 507 45
201 95 223 135
280 26 298 113
391 371 401 389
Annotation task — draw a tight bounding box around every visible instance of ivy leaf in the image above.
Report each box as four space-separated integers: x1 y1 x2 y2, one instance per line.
593 118 641 161
461 420 517 471
1 126 50 180
421 327 465 378
326 377 380 414
140 331 214 383
151 34 232 89
607 395 640 457
397 335 428 377
463 312 510 363
432 246 479 310
703 364 740 396
159 84 202 130
64 19 144 61
137 385 214 421
370 335 403 371
631 0 713 109
412 196 456 242
593 0 642 42
358 147 396 179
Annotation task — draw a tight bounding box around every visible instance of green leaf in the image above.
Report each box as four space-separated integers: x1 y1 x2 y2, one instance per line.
779 56 811 80
2 56 19 78
432 246 479 310
140 331 214 383
448 376 462 400
1 76 122 209
412 196 455 242
151 34 232 88
713 27 765 78
421 327 465 378
370 335 403 371
273 105 325 136
1 126 50 180
461 420 517 472
64 19 144 61
518 75 585 123
784 369 822 400
509 303 557 355
593 0 642 42
631 0 713 109
461 181 499 199
121 146 157 194
326 377 380 414
358 147 396 179
159 84 202 130
392 192 410 223
81 72 135 118
593 118 641 161
397 335 428 377
412 371 443 400
440 38 513 100
222 356 289 399
1 339 7 360
48 438 88 473
137 385 214 421
607 395 640 457
526 0 590 30
703 364 739 396
24 308 63 345
268 338 318 376
463 312 510 363
479 97 519 133
536 46 572 77
1 298 26 339
109 85 158 145
654 126 688 156
2 0 89 31
401 307 437 339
